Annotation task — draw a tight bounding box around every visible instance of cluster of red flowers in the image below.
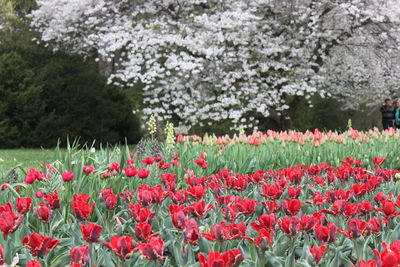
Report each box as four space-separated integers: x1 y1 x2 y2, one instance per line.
353 240 400 267
1 154 400 266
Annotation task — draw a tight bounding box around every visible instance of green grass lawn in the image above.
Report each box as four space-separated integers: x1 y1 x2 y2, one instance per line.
0 149 58 175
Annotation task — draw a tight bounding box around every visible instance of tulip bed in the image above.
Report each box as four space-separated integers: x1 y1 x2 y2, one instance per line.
1 135 400 267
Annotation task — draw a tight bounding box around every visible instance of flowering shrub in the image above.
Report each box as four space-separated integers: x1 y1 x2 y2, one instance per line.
0 139 400 266
30 0 400 130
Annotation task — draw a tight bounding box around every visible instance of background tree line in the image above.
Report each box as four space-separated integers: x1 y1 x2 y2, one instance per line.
0 0 141 148
0 0 388 148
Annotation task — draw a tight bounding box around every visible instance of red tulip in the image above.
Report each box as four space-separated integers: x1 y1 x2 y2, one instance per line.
35 190 44 198
186 201 213 219
198 249 244 267
193 157 208 168
308 165 322 175
390 240 400 252
70 244 90 266
327 189 350 203
231 222 248 238
142 157 155 165
101 188 113 199
158 161 170 170
35 203 52 222
80 222 102 243
82 165 95 176
382 200 399 218
313 176 326 186
374 200 400 219
103 235 134 259
310 245 327 264
1 184 8 191
169 190 188 204
119 190 135 203
314 222 337 244
357 259 377 267
134 236 164 262
187 186 207 200
262 201 281 213
101 189 117 210
26 260 42 267
358 201 372 216
222 205 241 221
168 204 186 214
108 162 120 172
124 167 137 177
137 169 150 179
374 248 399 267
72 194 95 221
177 134 184 143
102 172 112 179
351 184 368 197
249 170 265 184
374 192 387 203
44 191 60 209
312 212 328 225
195 158 206 166
260 184 283 200
16 197 33 214
343 203 359 217
183 219 200 245
0 202 24 237
137 184 166 206
137 185 153 207
287 168 303 184
282 199 301 216
321 200 346 216
22 232 59 257
279 216 300 237
332 199 347 215
235 198 258 214
62 171 74 182
128 203 155 223
217 195 240 207
300 214 316 233
134 222 158 241
373 157 386 166
171 158 180 166
244 228 273 250
287 186 302 199
161 173 177 191
150 185 166 204
367 217 382 235
202 222 246 241
25 168 42 184
312 192 328 205
250 214 277 232
171 209 186 230
340 218 367 239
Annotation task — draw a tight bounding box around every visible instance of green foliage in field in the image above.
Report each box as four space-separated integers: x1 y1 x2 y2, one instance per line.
0 139 398 266
2 135 400 184
0 149 57 176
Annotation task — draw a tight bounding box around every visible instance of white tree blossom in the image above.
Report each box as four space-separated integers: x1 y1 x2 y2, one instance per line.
30 0 400 129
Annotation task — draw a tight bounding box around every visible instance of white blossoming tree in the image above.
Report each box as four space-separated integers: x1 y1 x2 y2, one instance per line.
30 0 400 130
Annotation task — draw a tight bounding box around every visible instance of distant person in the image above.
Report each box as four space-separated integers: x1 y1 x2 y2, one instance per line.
380 98 394 130
395 100 400 129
